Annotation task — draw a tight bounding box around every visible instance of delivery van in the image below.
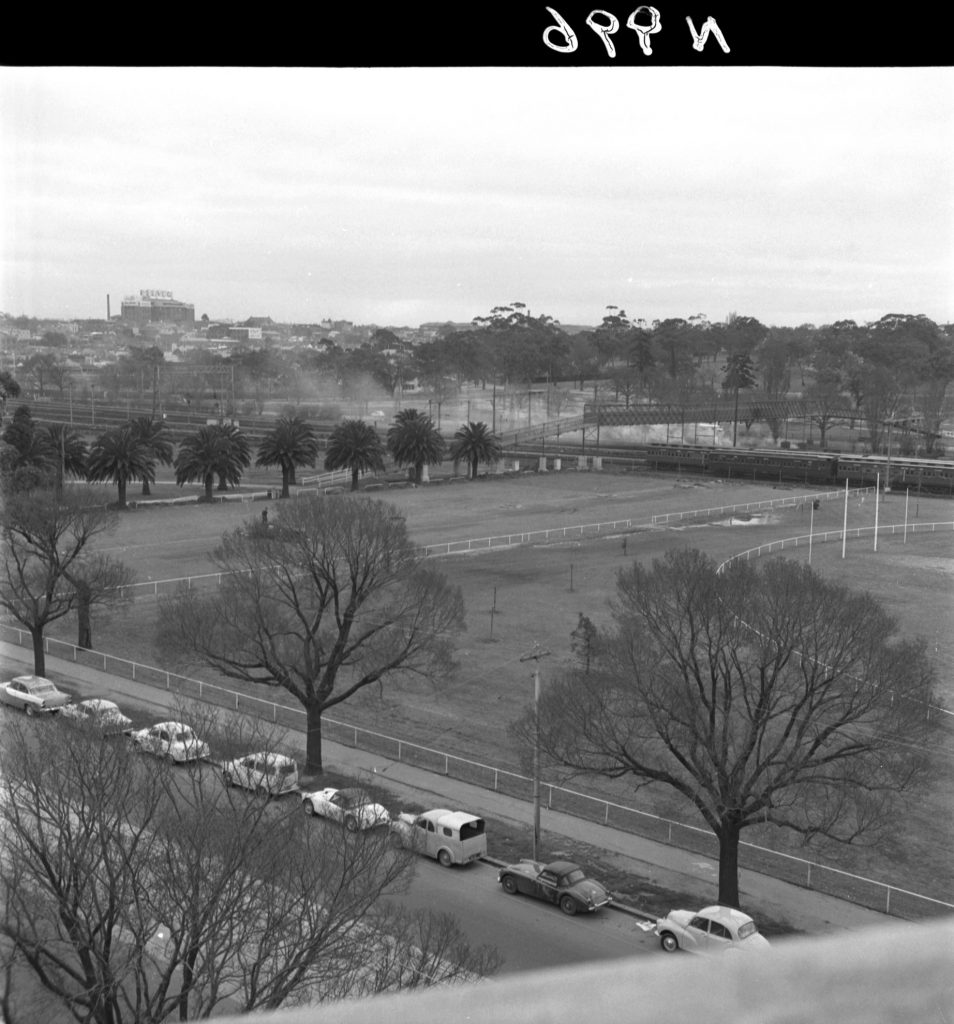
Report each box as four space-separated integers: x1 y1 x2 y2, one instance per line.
389 808 487 866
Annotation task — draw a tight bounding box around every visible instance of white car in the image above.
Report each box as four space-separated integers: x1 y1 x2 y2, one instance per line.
301 787 389 831
221 752 299 796
655 905 771 955
0 675 71 715
129 721 210 763
61 698 132 734
389 809 488 866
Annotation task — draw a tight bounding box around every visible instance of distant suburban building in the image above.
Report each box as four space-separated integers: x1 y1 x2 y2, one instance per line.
226 326 262 342
121 290 195 328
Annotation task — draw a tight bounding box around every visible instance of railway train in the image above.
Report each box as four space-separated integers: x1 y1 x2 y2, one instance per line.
640 443 954 493
510 440 954 494
23 398 954 494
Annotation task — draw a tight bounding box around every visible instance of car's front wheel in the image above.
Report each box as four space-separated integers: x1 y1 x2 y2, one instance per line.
501 875 518 895
560 895 578 916
303 800 316 816
660 933 679 953
222 771 234 787
344 816 359 833
24 705 34 717
437 849 453 868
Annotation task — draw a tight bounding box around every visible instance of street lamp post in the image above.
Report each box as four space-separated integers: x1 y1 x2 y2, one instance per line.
520 645 551 861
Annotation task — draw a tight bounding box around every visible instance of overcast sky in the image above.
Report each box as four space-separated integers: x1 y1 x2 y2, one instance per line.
2 66 952 329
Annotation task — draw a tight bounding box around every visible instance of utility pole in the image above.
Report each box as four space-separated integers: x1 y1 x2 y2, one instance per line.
520 644 551 861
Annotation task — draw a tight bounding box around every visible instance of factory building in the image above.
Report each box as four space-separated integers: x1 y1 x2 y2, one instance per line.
121 289 195 328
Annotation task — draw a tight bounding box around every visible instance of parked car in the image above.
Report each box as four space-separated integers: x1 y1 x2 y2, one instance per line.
0 675 70 715
655 905 771 955
128 721 210 763
389 808 487 866
497 859 612 916
300 787 389 831
60 698 132 734
221 752 299 796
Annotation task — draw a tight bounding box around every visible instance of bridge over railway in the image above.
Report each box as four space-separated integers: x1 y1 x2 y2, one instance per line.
22 394 941 455
587 396 853 427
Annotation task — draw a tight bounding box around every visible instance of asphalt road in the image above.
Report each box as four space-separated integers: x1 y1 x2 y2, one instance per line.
392 856 657 974
0 666 660 978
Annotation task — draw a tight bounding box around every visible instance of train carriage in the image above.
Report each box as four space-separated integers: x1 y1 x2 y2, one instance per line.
644 443 710 472
706 448 839 485
835 455 954 494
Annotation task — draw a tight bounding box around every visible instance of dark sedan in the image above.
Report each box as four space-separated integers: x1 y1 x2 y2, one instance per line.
497 858 612 916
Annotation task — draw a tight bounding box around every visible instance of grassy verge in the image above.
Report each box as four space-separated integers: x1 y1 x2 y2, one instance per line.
43 471 954 910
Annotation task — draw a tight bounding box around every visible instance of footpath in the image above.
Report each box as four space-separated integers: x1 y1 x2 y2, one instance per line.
1 641 902 939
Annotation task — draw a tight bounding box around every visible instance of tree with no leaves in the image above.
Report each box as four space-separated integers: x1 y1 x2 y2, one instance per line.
0 487 134 674
157 496 465 771
514 548 938 908
448 421 502 480
0 713 499 1023
323 418 386 491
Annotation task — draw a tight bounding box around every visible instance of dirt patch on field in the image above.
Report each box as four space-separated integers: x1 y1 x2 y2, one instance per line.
45 469 954 906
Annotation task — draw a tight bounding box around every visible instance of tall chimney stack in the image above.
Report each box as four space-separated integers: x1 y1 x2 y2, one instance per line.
107 294 111 320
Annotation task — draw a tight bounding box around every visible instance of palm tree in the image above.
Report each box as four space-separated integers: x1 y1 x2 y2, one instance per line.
386 409 445 485
175 425 250 502
2 405 56 475
323 419 385 492
128 417 174 496
86 427 153 509
213 424 251 492
44 424 88 495
449 421 502 480
256 414 320 498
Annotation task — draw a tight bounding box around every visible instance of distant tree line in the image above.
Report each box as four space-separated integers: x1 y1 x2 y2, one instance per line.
6 308 953 454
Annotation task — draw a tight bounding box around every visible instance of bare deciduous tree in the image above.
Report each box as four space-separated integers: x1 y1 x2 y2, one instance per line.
513 548 938 908
0 486 133 673
0 710 498 1023
157 496 465 771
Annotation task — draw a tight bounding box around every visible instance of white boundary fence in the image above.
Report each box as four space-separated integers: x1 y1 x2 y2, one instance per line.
119 489 855 596
650 487 875 525
7 488 954 920
718 519 954 570
4 614 953 921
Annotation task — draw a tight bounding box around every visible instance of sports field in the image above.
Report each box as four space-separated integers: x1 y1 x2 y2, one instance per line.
48 468 954 903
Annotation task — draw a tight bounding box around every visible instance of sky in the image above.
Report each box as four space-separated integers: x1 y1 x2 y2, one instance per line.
2 65 953 330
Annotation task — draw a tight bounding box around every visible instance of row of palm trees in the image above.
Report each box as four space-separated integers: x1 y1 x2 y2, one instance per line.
2 405 505 507
325 411 502 490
